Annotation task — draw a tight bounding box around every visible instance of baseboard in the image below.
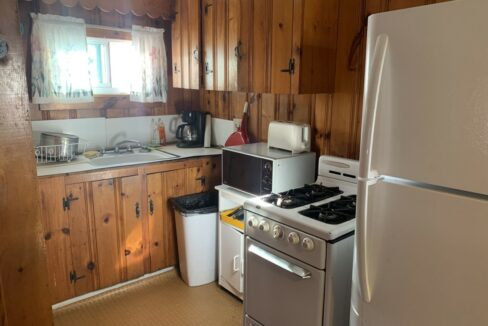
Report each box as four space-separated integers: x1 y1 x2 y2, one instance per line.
52 266 176 310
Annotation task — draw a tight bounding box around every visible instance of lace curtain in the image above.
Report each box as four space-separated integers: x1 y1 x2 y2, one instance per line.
31 13 93 104
130 25 168 103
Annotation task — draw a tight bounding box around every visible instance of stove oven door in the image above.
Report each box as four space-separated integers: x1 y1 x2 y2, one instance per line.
245 237 325 326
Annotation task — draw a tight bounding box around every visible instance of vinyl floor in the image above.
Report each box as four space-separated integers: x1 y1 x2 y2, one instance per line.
54 270 243 326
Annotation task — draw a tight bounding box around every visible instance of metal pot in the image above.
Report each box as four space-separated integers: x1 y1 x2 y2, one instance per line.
40 132 79 159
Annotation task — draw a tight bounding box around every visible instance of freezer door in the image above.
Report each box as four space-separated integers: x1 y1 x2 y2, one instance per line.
356 178 488 326
360 0 488 195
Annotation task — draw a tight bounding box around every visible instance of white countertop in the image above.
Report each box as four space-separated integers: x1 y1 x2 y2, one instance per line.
37 145 222 177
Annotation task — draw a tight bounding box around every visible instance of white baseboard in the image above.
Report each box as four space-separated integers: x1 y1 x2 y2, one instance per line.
52 266 176 310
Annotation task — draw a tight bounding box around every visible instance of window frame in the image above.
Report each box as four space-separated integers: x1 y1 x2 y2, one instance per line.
86 36 132 96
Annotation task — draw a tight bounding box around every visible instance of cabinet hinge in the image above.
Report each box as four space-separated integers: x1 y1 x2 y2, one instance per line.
62 193 79 211
69 270 85 284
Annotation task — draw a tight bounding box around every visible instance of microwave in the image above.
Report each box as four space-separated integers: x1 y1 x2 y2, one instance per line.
222 143 316 195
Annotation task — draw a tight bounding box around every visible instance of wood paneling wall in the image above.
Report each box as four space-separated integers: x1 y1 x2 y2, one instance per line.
0 0 53 324
24 0 450 160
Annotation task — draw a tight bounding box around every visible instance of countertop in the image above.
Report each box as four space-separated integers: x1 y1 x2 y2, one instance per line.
37 145 222 177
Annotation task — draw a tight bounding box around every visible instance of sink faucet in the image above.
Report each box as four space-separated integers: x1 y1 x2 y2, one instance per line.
113 140 142 153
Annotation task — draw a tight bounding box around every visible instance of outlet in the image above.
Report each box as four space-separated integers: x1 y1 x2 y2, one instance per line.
233 118 242 130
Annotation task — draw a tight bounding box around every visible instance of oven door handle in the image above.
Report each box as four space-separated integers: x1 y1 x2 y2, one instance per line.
248 244 311 279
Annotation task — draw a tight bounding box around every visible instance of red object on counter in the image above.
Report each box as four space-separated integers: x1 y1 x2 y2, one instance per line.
159 123 166 145
225 102 250 146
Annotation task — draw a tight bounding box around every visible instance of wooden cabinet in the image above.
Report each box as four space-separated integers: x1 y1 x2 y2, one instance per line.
172 0 201 89
90 178 124 289
227 0 252 92
270 0 339 94
38 178 96 303
38 156 220 303
120 175 145 280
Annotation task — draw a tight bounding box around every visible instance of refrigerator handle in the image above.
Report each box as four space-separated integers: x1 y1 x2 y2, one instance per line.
359 34 389 179
357 179 374 303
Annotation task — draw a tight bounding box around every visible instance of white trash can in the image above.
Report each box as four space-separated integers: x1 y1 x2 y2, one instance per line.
171 191 218 287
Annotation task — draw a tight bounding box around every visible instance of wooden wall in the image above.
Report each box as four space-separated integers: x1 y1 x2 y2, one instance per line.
0 0 53 324
24 0 449 160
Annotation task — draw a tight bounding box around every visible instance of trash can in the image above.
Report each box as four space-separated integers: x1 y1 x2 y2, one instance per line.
171 190 218 287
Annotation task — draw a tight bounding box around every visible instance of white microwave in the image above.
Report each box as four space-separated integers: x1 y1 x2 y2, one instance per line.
222 143 316 195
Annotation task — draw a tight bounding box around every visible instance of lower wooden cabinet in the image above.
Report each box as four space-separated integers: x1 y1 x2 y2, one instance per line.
37 156 221 304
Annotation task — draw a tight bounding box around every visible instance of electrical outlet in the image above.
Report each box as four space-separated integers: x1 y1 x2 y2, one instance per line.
233 118 242 130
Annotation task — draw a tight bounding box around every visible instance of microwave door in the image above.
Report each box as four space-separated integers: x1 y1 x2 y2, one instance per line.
223 151 267 195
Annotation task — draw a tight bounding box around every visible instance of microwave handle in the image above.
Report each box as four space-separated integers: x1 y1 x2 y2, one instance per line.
302 125 310 143
248 243 311 279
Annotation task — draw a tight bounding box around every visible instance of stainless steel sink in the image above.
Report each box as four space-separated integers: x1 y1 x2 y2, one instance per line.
88 151 178 167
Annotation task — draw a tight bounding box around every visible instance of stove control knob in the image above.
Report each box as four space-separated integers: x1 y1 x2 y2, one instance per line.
302 238 315 251
258 221 270 232
287 232 300 245
272 225 284 239
247 216 259 228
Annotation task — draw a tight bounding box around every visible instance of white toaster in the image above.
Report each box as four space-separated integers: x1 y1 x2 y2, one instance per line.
267 121 311 154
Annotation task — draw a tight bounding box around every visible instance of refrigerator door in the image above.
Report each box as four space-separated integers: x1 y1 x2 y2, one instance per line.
356 177 488 326
360 0 488 195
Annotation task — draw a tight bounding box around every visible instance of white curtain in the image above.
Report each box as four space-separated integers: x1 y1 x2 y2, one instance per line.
31 14 93 104
130 25 168 103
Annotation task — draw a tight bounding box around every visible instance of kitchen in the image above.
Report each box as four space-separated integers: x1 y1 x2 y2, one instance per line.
1 0 487 325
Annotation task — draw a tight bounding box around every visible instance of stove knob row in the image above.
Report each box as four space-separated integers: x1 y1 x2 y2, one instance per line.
247 216 259 228
258 221 270 232
272 225 284 239
302 237 315 251
287 232 300 245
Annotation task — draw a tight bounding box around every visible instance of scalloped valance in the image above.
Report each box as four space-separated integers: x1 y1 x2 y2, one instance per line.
26 0 174 20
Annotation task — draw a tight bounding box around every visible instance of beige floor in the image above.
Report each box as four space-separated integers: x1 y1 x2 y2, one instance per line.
54 270 243 326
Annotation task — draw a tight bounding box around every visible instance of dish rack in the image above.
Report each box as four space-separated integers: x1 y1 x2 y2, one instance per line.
35 143 87 164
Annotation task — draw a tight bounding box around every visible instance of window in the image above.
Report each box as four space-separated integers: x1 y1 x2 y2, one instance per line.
87 37 132 95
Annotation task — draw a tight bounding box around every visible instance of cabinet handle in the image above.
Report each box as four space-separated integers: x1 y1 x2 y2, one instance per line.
234 41 242 59
62 193 79 211
280 58 295 75
174 64 180 73
195 176 206 186
69 270 86 284
135 202 140 218
233 255 240 272
204 3 213 15
193 48 199 61
125 249 131 256
205 62 213 75
149 198 154 216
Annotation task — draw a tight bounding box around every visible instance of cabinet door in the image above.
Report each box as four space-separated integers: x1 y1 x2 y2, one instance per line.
202 156 222 191
120 175 145 280
220 222 244 293
91 179 122 288
146 173 166 272
65 183 96 296
186 166 205 194
227 0 252 92
164 169 187 266
270 0 294 94
188 0 201 89
214 0 227 91
172 0 182 88
251 0 272 93
38 177 74 303
202 0 215 89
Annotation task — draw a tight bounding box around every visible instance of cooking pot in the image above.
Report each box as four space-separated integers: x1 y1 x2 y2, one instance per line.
40 132 79 159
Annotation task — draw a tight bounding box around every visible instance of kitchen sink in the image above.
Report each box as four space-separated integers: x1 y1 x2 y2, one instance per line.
88 151 178 167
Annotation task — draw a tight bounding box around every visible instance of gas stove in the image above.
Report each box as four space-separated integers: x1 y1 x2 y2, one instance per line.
244 156 359 241
244 156 359 326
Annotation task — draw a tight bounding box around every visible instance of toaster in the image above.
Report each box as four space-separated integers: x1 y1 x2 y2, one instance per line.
267 121 311 154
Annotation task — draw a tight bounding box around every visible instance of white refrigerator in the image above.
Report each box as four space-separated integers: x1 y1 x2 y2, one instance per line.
351 1 488 325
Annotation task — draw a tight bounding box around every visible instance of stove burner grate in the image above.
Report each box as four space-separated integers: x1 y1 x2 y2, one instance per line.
263 184 344 209
299 195 357 224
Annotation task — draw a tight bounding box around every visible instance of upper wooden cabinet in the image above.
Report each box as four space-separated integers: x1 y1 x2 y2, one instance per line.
172 0 201 89
270 0 339 94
